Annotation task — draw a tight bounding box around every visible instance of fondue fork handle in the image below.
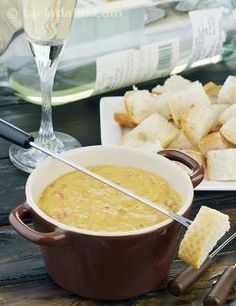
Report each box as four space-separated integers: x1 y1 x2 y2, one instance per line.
1 119 196 228
9 204 68 246
203 265 236 306
168 257 213 296
0 119 34 148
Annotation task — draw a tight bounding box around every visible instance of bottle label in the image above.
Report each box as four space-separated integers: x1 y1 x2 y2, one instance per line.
94 38 179 94
189 8 226 65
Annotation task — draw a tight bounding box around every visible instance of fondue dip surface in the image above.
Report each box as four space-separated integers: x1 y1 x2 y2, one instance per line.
38 165 182 232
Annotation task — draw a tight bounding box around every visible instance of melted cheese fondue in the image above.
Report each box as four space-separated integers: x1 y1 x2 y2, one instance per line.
38 165 181 232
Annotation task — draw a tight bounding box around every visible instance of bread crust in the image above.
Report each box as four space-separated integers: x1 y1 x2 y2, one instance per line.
179 206 230 269
220 117 236 145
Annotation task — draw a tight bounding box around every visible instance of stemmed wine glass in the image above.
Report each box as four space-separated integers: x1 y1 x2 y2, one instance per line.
9 0 80 173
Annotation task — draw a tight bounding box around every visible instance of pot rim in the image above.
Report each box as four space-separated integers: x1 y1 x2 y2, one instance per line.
25 145 194 237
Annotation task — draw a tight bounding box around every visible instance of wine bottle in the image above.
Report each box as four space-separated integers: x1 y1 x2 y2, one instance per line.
6 0 236 105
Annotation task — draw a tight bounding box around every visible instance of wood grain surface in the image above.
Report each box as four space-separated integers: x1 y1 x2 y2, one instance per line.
0 62 235 305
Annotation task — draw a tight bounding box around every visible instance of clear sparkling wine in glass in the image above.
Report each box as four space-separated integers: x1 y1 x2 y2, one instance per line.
9 0 80 173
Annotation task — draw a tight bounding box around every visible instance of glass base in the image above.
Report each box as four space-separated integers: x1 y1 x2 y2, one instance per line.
9 131 81 173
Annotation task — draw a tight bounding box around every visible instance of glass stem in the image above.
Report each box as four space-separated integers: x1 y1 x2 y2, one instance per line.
37 59 59 144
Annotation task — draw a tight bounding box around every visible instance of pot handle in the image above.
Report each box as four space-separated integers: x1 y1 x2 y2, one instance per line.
158 149 204 188
9 204 68 246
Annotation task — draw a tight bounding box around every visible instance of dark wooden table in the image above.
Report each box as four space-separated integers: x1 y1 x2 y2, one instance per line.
0 62 235 306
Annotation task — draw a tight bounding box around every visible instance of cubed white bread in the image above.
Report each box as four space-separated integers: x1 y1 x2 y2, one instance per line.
181 104 214 145
218 75 236 104
114 90 156 127
152 85 163 95
207 149 236 181
152 75 191 95
204 82 221 104
114 101 133 127
168 130 198 151
220 117 236 145
150 94 172 120
198 132 234 155
211 104 229 132
119 139 162 153
151 76 192 120
219 104 236 124
168 81 211 128
115 100 126 113
179 206 230 269
124 90 156 125
121 113 178 148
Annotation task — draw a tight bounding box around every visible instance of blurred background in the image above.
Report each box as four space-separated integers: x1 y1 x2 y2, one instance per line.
1 0 236 105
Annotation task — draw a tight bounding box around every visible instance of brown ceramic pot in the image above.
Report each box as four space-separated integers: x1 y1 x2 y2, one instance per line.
9 146 204 300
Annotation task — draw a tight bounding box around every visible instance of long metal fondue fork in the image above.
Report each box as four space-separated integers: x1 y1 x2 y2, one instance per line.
0 118 193 228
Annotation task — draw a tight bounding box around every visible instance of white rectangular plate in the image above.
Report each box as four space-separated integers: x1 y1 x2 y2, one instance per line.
100 97 236 191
